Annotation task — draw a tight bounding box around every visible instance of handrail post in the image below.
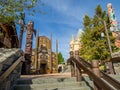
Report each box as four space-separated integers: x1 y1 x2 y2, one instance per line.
71 62 75 77
73 61 77 77
76 66 82 81
70 51 75 77
92 60 101 90
75 50 82 81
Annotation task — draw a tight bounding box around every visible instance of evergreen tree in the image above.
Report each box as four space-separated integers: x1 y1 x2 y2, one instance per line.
0 0 43 24
80 5 118 62
58 52 64 64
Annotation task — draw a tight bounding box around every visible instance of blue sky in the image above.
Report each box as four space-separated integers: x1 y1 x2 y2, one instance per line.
18 0 120 60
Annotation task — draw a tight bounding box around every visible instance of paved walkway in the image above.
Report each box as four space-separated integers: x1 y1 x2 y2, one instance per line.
20 72 71 80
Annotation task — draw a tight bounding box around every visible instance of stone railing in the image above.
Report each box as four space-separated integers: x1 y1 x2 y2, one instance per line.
0 48 24 90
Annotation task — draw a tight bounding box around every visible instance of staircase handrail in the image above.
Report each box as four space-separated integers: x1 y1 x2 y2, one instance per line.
68 57 116 90
0 56 24 82
101 71 120 89
79 57 120 89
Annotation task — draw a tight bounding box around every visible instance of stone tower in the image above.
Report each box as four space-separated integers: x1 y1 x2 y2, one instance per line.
70 29 83 54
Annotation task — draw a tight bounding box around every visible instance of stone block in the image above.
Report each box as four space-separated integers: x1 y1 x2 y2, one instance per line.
111 51 120 58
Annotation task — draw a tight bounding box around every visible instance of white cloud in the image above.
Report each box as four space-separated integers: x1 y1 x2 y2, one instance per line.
43 0 84 24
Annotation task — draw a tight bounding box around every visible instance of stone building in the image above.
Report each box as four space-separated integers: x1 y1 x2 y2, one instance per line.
70 29 83 53
31 35 58 74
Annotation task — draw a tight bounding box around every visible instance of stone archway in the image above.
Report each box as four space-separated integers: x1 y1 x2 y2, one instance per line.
40 60 47 74
40 64 47 74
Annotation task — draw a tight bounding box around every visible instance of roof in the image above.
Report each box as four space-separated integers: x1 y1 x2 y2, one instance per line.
38 36 50 41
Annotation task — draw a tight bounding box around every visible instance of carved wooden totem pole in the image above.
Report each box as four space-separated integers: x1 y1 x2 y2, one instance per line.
22 21 36 74
107 3 120 47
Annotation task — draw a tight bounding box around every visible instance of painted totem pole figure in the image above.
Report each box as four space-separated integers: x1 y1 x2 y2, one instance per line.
107 3 120 47
24 21 35 74
107 3 118 32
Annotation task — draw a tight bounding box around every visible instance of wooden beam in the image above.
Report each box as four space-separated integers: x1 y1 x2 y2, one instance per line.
110 57 120 63
0 56 24 82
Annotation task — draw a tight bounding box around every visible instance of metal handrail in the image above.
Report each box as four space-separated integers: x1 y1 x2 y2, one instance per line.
0 56 24 82
68 57 115 90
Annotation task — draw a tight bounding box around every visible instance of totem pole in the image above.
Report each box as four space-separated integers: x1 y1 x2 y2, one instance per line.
107 3 118 32
22 21 36 74
107 3 120 47
19 13 25 48
106 3 119 74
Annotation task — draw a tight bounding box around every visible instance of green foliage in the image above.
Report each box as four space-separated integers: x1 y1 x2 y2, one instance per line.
58 52 64 64
80 5 119 61
0 0 43 24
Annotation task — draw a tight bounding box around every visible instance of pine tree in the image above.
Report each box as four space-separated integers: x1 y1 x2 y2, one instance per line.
58 52 64 64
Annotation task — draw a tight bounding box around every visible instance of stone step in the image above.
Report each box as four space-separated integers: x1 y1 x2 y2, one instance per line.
17 77 77 84
16 81 93 86
64 65 71 72
14 75 94 90
82 76 92 81
14 83 93 90
14 86 92 90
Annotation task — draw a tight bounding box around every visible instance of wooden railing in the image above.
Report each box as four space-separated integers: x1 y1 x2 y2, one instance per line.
79 57 120 89
0 56 24 82
0 50 24 90
68 52 120 90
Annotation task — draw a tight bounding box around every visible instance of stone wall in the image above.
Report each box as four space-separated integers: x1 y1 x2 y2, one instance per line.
0 48 24 90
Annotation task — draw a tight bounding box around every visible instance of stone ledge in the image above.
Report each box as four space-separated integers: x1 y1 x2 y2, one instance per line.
111 51 120 58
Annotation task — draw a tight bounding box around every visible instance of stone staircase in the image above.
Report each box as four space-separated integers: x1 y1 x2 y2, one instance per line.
13 65 120 90
13 73 94 90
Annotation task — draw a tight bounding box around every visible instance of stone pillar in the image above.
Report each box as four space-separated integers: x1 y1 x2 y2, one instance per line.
92 60 101 90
